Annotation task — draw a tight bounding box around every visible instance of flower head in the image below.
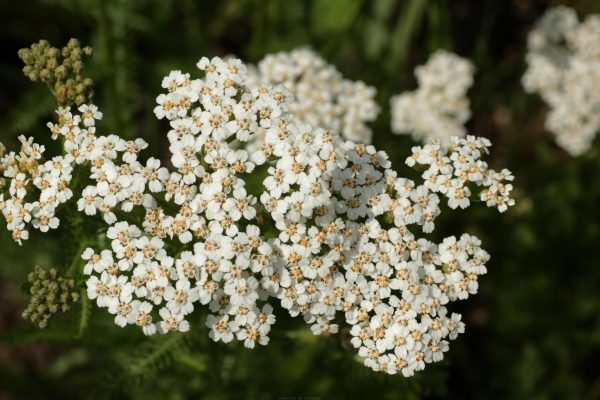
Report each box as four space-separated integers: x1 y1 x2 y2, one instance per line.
391 50 474 143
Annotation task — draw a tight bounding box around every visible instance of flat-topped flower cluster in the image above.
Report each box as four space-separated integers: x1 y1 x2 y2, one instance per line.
248 47 379 144
523 6 600 156
0 55 514 376
391 50 474 143
0 135 74 243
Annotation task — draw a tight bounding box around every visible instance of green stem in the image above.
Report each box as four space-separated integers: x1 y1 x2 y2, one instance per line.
75 289 91 339
386 0 427 74
98 3 124 134
427 0 450 52
66 238 89 277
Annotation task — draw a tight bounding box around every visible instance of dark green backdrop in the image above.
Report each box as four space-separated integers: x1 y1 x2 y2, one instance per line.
1 0 600 399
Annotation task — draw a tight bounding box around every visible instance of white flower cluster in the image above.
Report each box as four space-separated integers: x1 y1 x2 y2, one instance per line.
77 58 282 344
255 119 513 375
406 137 515 213
523 6 600 156
0 55 515 376
248 47 379 143
0 135 74 244
390 50 474 143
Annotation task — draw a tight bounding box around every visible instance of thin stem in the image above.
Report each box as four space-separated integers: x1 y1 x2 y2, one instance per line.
98 3 125 134
386 0 427 74
66 238 89 277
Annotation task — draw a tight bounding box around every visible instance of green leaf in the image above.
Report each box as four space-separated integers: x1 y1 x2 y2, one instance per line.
1 86 56 138
177 352 207 373
311 0 364 35
19 281 32 295
386 0 427 74
112 332 191 386
364 18 389 60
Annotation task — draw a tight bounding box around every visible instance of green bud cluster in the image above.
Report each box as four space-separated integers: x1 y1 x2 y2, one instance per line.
22 265 80 329
18 38 94 106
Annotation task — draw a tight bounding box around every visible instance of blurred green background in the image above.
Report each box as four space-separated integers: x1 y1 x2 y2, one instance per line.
1 0 600 399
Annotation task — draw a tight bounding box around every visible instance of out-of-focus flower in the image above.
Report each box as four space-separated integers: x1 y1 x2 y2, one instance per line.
523 6 600 156
249 48 379 143
391 50 474 143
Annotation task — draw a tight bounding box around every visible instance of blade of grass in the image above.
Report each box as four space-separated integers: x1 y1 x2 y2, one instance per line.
386 0 427 74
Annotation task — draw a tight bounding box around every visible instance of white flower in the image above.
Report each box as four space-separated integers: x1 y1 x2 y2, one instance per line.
78 186 100 215
158 308 190 333
523 6 600 155
143 157 169 192
132 301 156 335
134 236 165 264
391 50 474 143
164 279 197 314
31 205 59 232
206 314 239 343
1 53 514 378
78 104 103 127
249 47 379 143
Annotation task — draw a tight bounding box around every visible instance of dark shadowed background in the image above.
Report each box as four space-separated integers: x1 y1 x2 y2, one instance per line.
1 0 600 399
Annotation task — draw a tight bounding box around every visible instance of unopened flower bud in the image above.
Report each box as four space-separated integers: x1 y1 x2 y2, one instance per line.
18 38 94 106
22 265 79 329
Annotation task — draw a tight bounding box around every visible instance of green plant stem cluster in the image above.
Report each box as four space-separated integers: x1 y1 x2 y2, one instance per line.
22 265 80 329
18 38 94 106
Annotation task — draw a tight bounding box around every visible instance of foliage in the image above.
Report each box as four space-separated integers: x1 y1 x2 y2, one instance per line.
1 0 600 399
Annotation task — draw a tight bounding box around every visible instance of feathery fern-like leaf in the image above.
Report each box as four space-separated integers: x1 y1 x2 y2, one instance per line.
114 332 191 386
1 86 55 136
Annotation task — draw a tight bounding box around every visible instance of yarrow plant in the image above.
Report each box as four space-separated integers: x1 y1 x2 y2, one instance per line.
390 50 474 143
0 40 515 377
248 47 379 144
523 6 600 156
0 134 74 243
22 265 80 329
18 39 94 106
